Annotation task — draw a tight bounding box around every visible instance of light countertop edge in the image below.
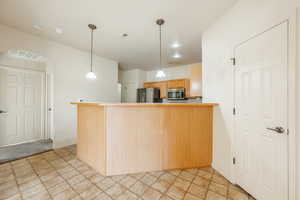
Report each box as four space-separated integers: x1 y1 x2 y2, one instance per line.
70 102 218 107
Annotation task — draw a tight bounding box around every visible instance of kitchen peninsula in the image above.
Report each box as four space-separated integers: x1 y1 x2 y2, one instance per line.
71 102 217 176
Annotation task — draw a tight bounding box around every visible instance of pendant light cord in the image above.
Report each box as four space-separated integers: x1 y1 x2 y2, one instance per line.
159 24 162 69
90 28 94 72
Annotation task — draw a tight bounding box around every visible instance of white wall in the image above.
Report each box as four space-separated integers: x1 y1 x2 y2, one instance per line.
0 24 119 148
146 64 200 82
296 8 300 200
119 69 146 102
202 0 299 199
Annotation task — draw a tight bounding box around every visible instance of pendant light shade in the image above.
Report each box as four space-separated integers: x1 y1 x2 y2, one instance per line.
155 19 166 78
86 24 97 80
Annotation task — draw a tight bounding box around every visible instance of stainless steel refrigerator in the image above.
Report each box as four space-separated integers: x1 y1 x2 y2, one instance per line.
137 88 162 103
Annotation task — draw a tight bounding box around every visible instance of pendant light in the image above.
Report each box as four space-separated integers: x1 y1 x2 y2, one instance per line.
86 24 97 80
155 19 166 78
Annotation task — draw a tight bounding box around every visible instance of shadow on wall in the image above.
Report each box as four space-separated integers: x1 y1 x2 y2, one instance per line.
212 106 232 182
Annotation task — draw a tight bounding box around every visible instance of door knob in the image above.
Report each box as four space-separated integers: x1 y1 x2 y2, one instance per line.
0 110 7 114
267 127 285 134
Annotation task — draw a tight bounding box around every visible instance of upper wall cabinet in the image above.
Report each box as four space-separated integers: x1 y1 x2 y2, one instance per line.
144 81 167 98
189 65 202 97
143 64 202 99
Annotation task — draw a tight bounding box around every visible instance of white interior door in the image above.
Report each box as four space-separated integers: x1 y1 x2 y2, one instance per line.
0 67 45 147
235 22 288 200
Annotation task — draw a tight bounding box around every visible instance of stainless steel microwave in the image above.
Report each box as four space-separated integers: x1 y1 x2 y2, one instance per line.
167 88 185 100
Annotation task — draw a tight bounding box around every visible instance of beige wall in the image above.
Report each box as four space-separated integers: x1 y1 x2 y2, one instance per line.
202 0 298 199
297 8 300 200
0 24 119 148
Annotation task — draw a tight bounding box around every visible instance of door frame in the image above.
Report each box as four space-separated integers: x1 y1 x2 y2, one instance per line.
232 19 297 200
0 64 50 144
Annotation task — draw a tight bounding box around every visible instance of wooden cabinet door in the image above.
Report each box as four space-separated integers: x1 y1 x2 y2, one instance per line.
189 65 202 97
143 81 167 99
158 81 167 99
144 82 153 88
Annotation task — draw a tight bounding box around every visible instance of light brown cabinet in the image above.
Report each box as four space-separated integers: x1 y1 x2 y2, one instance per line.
144 79 190 98
189 65 202 97
144 81 167 98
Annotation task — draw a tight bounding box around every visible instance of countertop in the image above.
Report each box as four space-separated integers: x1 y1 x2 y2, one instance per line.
71 102 218 107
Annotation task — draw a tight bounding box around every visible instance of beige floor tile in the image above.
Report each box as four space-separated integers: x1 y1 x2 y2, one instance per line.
3 193 22 200
72 179 93 194
159 173 177 184
192 176 210 189
206 191 226 200
197 170 212 180
168 170 181 176
52 188 77 200
20 184 48 199
184 168 199 175
179 171 196 182
16 173 37 185
79 185 102 200
129 173 145 180
228 188 249 200
96 177 116 191
40 171 60 182
106 184 128 199
93 192 112 200
89 174 105 184
173 178 191 191
43 176 65 189
148 171 165 178
67 174 87 186
184 193 204 200
48 181 70 196
117 190 138 200
0 180 17 192
129 181 150 196
211 174 229 186
152 179 171 193
140 174 157 186
142 187 162 200
0 185 19 199
200 167 214 174
160 195 174 200
111 175 127 182
19 178 41 192
188 184 206 199
166 185 185 200
120 176 137 188
0 147 254 200
208 182 227 196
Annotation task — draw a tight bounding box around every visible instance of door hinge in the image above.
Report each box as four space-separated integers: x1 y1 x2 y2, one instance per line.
233 107 236 115
287 129 289 135
231 58 236 66
233 157 236 165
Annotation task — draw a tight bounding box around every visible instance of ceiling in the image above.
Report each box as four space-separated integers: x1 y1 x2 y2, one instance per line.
0 0 237 70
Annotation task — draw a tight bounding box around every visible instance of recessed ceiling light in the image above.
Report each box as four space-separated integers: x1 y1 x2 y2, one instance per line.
33 25 43 30
171 42 180 48
173 53 181 58
55 28 63 34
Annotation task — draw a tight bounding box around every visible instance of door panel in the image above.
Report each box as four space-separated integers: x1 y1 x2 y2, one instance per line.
0 67 45 146
235 22 288 200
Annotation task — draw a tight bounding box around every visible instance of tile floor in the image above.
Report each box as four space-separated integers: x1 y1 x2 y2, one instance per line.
0 145 255 200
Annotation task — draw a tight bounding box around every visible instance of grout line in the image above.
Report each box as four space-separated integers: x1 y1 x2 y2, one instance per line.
9 162 24 200
26 156 54 200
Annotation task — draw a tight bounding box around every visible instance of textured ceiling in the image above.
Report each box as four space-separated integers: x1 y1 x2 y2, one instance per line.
0 0 237 70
